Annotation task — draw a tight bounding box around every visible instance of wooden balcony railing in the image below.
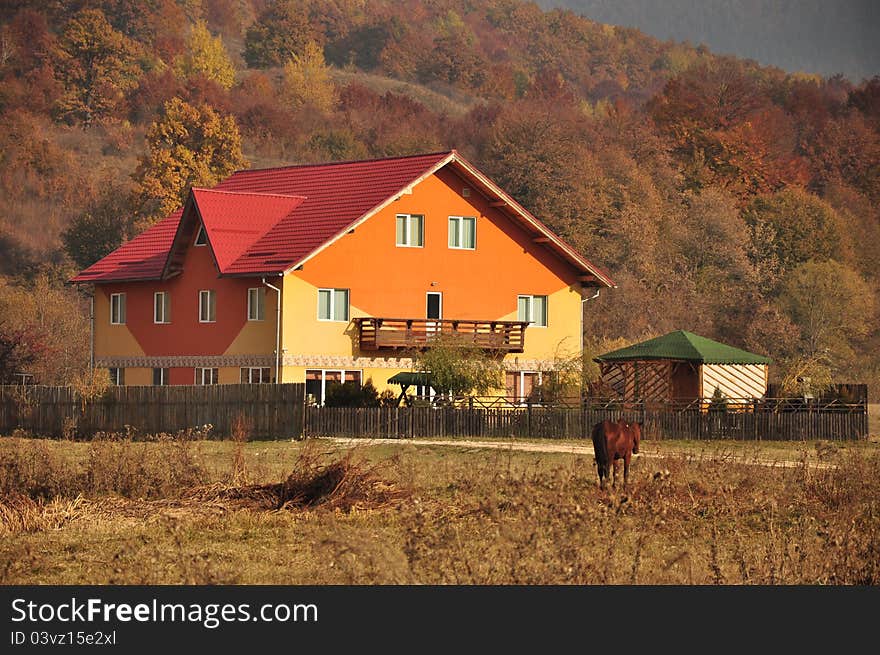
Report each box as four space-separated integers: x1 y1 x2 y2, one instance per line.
353 317 529 352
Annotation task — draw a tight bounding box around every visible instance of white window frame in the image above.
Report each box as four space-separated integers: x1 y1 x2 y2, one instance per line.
108 367 124 385
395 213 424 248
154 291 170 324
448 216 476 250
517 294 548 328
152 368 169 385
194 367 218 385
317 288 349 322
247 287 265 321
508 370 542 404
194 225 207 246
305 369 362 405
241 367 271 384
199 289 216 323
110 293 126 325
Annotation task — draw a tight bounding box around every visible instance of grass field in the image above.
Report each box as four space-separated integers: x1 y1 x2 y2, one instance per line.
1 435 878 585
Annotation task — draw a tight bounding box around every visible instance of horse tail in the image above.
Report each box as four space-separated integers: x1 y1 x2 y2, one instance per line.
592 421 608 469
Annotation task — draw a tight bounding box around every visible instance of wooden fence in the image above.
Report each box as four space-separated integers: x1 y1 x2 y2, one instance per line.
0 384 305 439
0 385 868 441
304 403 870 441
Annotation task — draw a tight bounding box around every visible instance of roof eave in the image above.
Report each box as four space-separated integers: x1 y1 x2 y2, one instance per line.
449 152 616 288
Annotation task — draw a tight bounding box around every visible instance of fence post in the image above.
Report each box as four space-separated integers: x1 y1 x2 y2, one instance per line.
527 401 533 438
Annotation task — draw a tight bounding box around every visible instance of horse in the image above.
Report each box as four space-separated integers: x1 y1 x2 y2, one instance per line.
591 419 642 488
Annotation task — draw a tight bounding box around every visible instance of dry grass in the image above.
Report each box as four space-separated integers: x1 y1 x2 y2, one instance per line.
0 436 878 585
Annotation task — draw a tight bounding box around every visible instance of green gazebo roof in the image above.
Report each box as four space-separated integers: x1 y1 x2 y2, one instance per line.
594 331 772 365
387 372 433 386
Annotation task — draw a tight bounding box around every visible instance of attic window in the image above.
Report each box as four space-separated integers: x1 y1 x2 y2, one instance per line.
247 251 277 258
194 225 207 246
462 187 471 198
263 259 289 265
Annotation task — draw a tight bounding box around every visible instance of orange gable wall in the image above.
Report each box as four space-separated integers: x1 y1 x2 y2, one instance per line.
295 167 580 319
95 236 269 358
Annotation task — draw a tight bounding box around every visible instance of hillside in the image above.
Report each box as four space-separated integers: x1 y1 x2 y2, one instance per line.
0 0 877 392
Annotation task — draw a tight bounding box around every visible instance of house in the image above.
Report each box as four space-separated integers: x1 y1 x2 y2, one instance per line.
594 330 771 404
72 151 614 403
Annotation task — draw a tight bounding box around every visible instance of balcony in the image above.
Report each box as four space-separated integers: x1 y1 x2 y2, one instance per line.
354 317 529 353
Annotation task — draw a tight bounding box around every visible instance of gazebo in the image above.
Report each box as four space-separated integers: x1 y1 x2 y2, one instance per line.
594 331 771 403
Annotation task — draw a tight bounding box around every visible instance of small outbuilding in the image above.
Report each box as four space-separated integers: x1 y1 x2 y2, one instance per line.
594 330 771 403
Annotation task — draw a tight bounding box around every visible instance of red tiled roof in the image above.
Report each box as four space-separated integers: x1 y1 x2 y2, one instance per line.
72 151 451 283
192 188 305 273
71 150 615 287
214 151 452 275
71 209 183 283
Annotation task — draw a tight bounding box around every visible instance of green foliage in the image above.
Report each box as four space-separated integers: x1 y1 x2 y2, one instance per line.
52 8 141 125
744 188 846 279
243 0 321 69
708 386 728 413
324 378 381 407
413 335 504 397
173 20 236 90
61 184 132 269
778 260 876 366
378 389 399 407
132 97 248 226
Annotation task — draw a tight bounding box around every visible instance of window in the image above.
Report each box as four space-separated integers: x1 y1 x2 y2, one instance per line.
305 369 362 405
517 294 548 327
195 368 218 385
199 290 216 323
317 288 349 321
108 368 124 385
395 214 424 247
194 225 207 246
506 371 542 403
154 292 170 324
247 288 265 321
152 368 169 385
241 367 271 384
110 293 126 325
448 216 476 249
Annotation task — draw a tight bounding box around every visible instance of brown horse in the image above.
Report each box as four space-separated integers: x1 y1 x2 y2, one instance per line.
591 420 641 488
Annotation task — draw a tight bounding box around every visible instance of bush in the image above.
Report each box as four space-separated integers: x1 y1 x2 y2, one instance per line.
324 378 381 407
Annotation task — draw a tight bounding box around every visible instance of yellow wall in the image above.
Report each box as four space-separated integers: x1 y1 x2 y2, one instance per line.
122 367 152 386
94 291 146 357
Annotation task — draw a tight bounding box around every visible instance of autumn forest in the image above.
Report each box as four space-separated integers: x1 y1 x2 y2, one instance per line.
0 0 878 393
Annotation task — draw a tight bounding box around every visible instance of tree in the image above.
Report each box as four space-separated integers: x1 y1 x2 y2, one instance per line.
243 0 322 69
744 188 847 283
778 260 876 367
53 8 140 125
174 20 236 90
412 335 504 398
280 41 336 114
62 184 132 269
0 321 38 384
132 97 247 226
0 277 89 385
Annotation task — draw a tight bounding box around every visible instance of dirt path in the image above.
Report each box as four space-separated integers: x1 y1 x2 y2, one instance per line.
321 437 836 470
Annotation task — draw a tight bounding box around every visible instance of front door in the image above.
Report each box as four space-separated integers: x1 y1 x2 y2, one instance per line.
426 292 442 339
